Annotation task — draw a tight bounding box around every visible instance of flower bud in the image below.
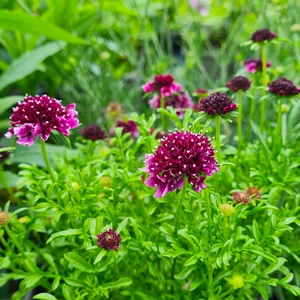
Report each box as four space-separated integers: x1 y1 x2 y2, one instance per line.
229 275 244 289
246 187 261 200
0 212 10 225
232 191 250 205
219 204 234 216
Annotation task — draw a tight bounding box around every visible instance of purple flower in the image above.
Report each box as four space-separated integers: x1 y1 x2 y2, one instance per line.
143 131 218 198
5 95 80 146
97 229 121 250
251 28 277 43
111 120 139 138
268 78 300 96
199 93 237 116
226 76 252 92
142 74 181 98
148 91 193 118
80 124 106 141
244 58 271 73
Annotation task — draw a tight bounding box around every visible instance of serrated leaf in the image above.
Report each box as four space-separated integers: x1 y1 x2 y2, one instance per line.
33 293 58 300
46 229 82 244
64 252 94 273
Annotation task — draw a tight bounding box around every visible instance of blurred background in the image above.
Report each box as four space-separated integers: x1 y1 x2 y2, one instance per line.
0 0 299 128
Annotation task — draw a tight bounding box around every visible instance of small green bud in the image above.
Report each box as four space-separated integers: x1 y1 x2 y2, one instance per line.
229 275 244 289
219 204 234 216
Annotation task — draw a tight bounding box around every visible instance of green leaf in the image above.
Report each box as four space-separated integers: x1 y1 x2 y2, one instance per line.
52 276 60 290
64 252 94 273
102 277 133 289
188 279 202 291
22 274 43 289
94 249 107 265
33 293 58 300
0 10 86 44
262 257 287 275
0 95 23 115
116 218 128 233
46 229 82 244
174 266 196 280
184 255 198 267
279 273 294 284
279 283 300 296
0 42 66 91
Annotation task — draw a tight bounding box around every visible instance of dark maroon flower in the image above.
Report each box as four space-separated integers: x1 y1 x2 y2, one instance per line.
251 28 277 43
0 147 10 163
80 124 106 141
232 191 250 205
226 76 252 92
142 74 181 97
143 131 218 198
244 58 271 73
111 120 139 138
148 91 193 118
97 229 121 250
199 93 237 116
5 95 80 146
149 128 169 139
268 78 300 96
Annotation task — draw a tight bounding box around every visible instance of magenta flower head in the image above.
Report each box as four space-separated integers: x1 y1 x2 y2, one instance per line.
148 91 193 118
244 58 271 73
5 95 80 146
226 76 252 92
199 93 237 116
251 28 277 43
111 120 139 138
97 228 121 250
268 78 300 96
142 74 181 97
80 124 106 141
143 131 218 198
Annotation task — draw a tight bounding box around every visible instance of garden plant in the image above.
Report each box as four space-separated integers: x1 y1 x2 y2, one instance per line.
0 1 299 300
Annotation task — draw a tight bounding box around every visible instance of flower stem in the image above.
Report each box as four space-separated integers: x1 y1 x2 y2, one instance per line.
40 139 56 182
260 43 267 131
215 116 221 190
174 177 187 237
112 251 120 278
246 78 256 142
282 112 287 146
160 96 168 131
207 263 215 299
237 90 243 151
272 97 283 157
204 188 212 243
0 164 21 205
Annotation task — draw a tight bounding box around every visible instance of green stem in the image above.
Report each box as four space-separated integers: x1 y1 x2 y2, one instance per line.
160 96 168 131
215 116 221 163
0 164 21 205
204 188 212 243
282 112 287 146
207 264 215 299
223 216 228 240
40 139 56 182
237 90 243 151
246 78 256 142
174 178 187 237
272 97 283 157
112 251 120 278
260 43 267 131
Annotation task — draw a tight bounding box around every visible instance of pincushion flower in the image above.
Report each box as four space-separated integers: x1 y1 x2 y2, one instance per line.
251 28 277 42
244 58 271 73
148 91 193 118
226 76 252 92
80 124 106 141
199 93 237 116
268 78 300 96
97 229 121 250
143 131 218 198
111 120 139 138
5 95 79 146
142 74 181 97
232 191 250 205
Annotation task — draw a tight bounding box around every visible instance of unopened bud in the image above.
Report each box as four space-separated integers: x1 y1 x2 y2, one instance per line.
219 204 234 216
229 275 244 289
0 212 10 225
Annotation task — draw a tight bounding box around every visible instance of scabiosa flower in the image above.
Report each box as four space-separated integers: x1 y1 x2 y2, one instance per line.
5 95 79 146
0 212 10 225
226 76 252 92
80 124 106 141
143 131 218 198
111 120 139 138
199 93 237 116
268 78 300 96
246 187 261 199
97 229 121 250
148 91 193 118
244 58 271 73
251 28 277 43
142 74 181 97
232 191 250 205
